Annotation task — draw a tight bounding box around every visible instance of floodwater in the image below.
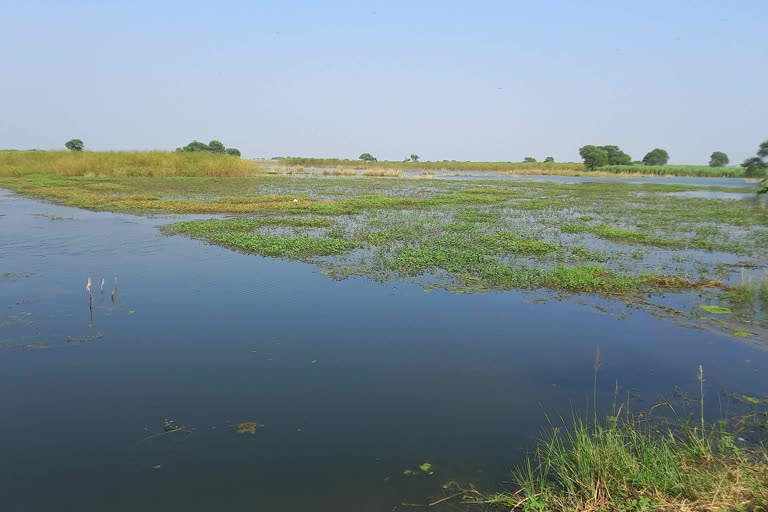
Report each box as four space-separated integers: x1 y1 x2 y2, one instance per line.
402 170 762 188
1 189 767 511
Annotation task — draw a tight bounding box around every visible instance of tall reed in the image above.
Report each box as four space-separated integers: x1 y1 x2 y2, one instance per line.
0 151 260 178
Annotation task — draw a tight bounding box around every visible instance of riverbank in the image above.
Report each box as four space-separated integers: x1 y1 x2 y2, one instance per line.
271 157 749 178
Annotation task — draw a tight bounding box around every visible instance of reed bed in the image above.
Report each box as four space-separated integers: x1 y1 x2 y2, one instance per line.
362 169 404 177
322 168 358 176
0 150 260 177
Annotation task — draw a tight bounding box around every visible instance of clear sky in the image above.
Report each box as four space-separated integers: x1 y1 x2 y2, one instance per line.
2 1 766 164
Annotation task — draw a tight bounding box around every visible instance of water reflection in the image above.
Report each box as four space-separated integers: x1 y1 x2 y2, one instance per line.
0 190 766 511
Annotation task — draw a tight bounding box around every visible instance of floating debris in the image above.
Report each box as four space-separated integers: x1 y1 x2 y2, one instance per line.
31 213 72 221
163 418 184 432
722 392 768 405
1 272 32 281
404 462 435 476
0 312 32 327
236 422 264 434
699 304 731 314
24 343 49 350
64 332 104 344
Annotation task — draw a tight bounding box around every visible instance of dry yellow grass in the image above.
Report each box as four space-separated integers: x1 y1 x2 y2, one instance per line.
0 150 260 177
323 168 358 176
362 169 404 177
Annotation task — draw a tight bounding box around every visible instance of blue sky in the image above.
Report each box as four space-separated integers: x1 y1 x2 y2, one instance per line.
1 1 766 163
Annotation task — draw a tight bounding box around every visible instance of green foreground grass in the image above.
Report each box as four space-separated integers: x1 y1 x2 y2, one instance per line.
461 365 768 512
467 416 768 512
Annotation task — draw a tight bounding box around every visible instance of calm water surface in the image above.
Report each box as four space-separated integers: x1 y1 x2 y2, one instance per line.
1 190 766 511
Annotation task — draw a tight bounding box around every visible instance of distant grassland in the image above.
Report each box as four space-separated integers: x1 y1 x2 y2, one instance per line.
0 150 259 177
276 157 747 178
0 151 749 178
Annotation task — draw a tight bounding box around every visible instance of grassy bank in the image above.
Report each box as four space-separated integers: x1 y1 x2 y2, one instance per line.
274 157 748 178
0 150 259 177
461 365 768 512
467 416 768 511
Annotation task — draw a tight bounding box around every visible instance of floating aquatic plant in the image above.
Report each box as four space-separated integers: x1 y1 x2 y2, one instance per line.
699 304 732 314
236 422 264 434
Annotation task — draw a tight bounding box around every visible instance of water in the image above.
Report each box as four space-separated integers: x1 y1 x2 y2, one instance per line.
401 170 760 188
269 165 760 189
1 190 767 511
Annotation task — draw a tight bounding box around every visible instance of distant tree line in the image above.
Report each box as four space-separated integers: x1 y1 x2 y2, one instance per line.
578 145 676 169
176 140 241 157
357 153 419 162
578 145 635 169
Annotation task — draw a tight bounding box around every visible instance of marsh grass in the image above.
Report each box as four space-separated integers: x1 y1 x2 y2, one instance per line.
466 366 768 512
362 169 404 177
3 169 767 322
0 151 258 177
322 169 358 176
163 218 355 258
723 275 768 319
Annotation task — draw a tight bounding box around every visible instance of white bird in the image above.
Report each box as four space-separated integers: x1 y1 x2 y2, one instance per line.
85 277 92 294
292 198 299 204
100 278 105 293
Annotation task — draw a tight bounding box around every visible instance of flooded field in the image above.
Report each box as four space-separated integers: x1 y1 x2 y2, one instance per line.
1 174 767 511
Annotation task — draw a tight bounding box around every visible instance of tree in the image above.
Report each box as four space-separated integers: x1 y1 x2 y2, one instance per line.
741 140 768 178
543 156 555 163
599 145 632 165
359 153 377 162
523 157 537 163
642 148 669 166
709 151 728 167
225 148 241 157
410 154 420 162
65 139 84 151
207 140 226 154
579 145 608 170
180 140 209 152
